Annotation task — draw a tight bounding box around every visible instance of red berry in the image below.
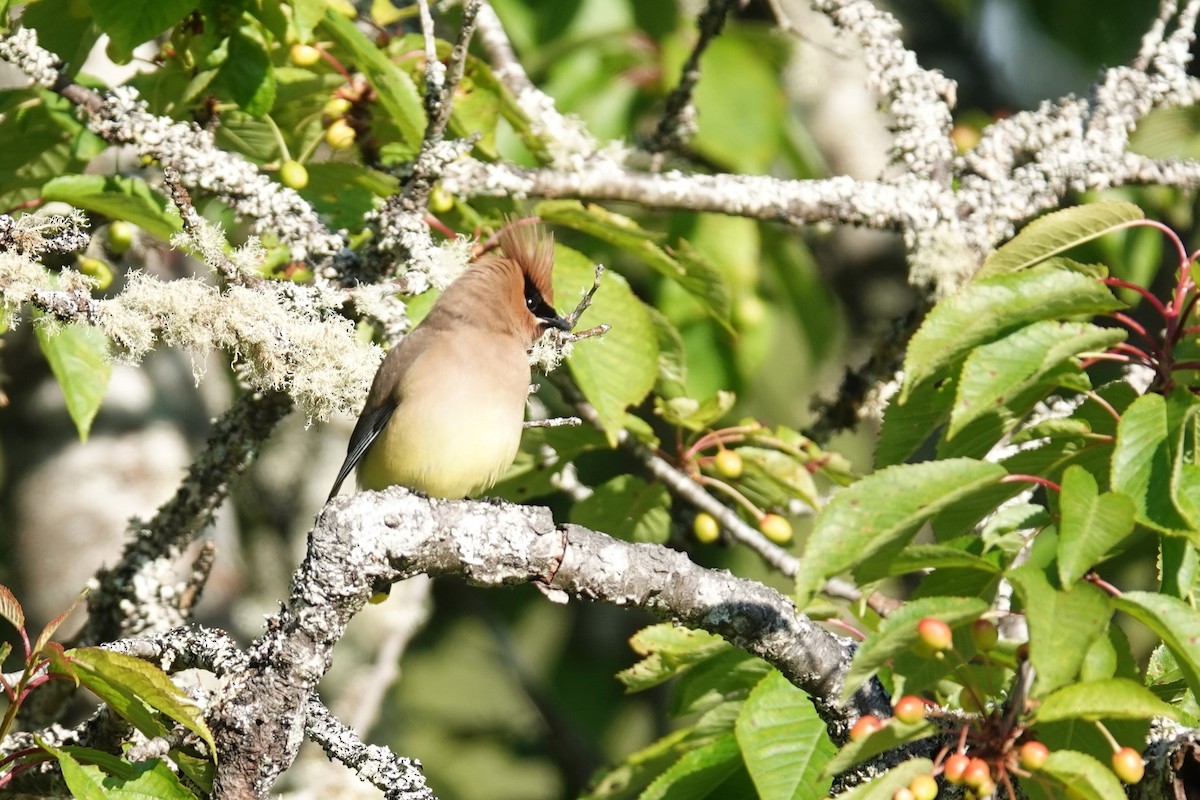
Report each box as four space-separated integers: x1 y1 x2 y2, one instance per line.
848 715 884 742
1111 747 1144 784
893 695 926 725
915 617 953 655
962 758 991 790
892 789 915 800
1018 741 1049 770
909 774 938 800
942 753 970 784
970 618 998 651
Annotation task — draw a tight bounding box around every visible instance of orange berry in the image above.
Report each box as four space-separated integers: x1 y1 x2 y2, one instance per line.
893 695 926 725
962 758 991 790
942 753 970 784
1111 747 1144 784
848 714 884 742
1018 741 1049 770
915 617 953 655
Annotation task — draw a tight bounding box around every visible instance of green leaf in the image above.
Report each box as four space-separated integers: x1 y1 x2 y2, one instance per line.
1111 391 1200 537
1036 749 1128 800
978 201 1145 278
42 175 183 241
842 596 989 699
33 590 86 657
823 718 936 777
215 29 277 116
91 0 196 61
1057 466 1136 587
536 200 732 325
1007 565 1112 696
900 263 1123 400
0 584 24 633
640 732 742 800
569 475 670 543
828 759 934 800
40 742 199 800
34 316 111 443
619 624 731 692
796 459 1006 604
948 321 1123 439
320 11 425 147
655 391 736 432
554 245 657 445
60 647 217 759
854 544 1000 583
875 373 956 468
1115 591 1200 701
1037 678 1180 723
735 672 834 800
37 741 107 800
672 649 771 717
736 445 819 510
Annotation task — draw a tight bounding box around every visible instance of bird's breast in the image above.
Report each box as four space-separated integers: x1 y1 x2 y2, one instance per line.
358 333 532 498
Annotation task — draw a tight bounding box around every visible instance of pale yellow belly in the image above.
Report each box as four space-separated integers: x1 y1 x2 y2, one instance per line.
357 347 529 498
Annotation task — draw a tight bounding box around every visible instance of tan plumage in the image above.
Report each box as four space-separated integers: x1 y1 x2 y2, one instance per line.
327 223 567 501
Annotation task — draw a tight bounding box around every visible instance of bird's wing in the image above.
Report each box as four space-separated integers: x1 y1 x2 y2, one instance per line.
326 398 397 502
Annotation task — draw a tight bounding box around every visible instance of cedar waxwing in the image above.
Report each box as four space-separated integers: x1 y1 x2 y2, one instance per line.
327 223 570 502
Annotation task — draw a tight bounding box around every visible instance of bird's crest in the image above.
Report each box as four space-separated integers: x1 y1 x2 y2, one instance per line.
497 219 555 305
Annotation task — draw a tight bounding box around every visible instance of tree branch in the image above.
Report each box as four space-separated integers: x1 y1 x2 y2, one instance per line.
210 488 888 798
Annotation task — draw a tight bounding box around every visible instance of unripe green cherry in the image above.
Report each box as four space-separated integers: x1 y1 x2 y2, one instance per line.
909 774 938 800
324 96 353 118
279 160 309 190
107 220 135 255
78 257 114 291
759 514 793 544
325 118 356 149
713 449 744 479
693 513 720 544
289 43 322 67
970 618 998 652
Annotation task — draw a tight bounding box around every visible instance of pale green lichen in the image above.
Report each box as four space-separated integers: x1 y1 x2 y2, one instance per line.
102 272 376 420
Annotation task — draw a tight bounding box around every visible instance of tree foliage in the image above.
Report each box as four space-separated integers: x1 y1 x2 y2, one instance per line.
1 0 1200 799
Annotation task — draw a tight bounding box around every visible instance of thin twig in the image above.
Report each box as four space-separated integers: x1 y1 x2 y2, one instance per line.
646 0 740 155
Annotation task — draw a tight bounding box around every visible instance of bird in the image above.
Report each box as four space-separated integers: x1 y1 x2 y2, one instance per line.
327 222 570 502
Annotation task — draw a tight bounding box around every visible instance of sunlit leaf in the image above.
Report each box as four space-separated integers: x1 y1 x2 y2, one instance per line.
796 459 1006 604
978 201 1145 277
736 671 834 800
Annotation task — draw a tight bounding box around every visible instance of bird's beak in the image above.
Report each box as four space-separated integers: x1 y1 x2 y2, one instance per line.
540 313 573 332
